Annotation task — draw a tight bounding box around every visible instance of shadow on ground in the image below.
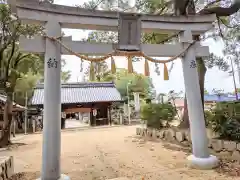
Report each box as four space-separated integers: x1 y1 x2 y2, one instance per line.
9 172 40 180
8 143 27 150
134 135 240 178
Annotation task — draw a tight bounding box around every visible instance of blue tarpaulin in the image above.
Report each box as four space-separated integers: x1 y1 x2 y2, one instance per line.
204 94 238 102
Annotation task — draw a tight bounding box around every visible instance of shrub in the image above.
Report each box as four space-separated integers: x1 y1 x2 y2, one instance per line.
141 103 176 129
204 110 214 127
208 102 240 141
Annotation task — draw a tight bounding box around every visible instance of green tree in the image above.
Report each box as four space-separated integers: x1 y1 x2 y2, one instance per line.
0 4 45 146
59 59 71 83
37 57 71 83
204 89 209 95
0 3 71 146
236 88 240 93
109 69 154 101
84 61 109 81
14 72 41 105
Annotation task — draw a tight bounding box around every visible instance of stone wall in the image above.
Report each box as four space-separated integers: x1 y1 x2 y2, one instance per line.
136 127 240 161
0 156 14 179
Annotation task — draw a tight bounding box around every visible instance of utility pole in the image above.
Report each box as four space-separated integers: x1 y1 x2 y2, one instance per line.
12 92 16 137
231 59 238 100
127 83 131 125
236 60 240 85
24 91 28 134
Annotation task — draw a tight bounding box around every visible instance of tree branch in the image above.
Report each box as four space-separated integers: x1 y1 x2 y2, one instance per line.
13 54 31 69
4 42 16 85
199 0 240 16
203 0 221 9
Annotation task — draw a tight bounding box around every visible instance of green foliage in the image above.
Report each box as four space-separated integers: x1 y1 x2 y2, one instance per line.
141 103 176 129
204 89 209 94
114 69 154 101
204 110 214 127
0 4 71 103
85 66 155 101
84 61 109 81
208 102 240 141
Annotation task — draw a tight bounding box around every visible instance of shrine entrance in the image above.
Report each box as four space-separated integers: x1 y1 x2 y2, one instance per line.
10 0 218 179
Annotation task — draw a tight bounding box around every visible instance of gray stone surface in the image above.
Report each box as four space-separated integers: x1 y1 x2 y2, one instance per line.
211 139 223 152
176 131 185 142
141 129 147 136
223 141 237 151
147 129 153 137
165 129 175 141
136 127 140 135
185 131 191 142
219 151 231 159
155 130 161 138
137 127 240 161
237 143 240 151
151 129 157 139
208 138 212 148
0 156 14 180
232 150 240 160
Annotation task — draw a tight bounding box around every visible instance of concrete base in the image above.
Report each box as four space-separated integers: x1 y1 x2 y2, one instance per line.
37 174 70 180
187 155 219 169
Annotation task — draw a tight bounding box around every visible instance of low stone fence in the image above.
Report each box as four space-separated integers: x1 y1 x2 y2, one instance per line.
136 127 240 161
0 156 14 179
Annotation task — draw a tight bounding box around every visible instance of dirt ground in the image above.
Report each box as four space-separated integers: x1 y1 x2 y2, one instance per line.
1 126 240 180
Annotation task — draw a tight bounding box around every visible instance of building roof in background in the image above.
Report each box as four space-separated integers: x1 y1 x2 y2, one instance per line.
204 94 237 102
31 82 122 105
171 94 238 108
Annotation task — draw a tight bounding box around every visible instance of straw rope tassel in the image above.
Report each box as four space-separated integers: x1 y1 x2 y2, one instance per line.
46 36 196 64
144 59 150 76
111 56 116 74
89 62 95 81
127 56 133 73
163 63 169 80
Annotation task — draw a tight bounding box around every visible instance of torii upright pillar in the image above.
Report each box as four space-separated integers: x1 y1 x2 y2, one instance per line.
180 30 219 169
39 20 70 180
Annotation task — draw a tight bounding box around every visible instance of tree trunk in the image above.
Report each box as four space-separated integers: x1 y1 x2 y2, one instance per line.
12 115 16 137
0 93 13 147
179 94 189 128
178 58 207 129
197 58 207 110
199 1 240 17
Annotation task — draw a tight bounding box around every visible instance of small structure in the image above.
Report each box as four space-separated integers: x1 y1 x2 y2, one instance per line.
31 82 122 126
0 94 26 135
0 94 26 113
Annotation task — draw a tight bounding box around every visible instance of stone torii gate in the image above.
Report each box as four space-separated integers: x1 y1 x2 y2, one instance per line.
9 0 219 179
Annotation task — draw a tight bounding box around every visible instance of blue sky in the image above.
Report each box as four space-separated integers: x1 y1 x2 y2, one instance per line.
55 0 238 94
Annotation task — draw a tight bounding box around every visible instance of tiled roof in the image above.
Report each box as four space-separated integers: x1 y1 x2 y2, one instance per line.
31 82 122 105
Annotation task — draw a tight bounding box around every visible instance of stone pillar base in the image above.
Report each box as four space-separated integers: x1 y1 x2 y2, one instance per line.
187 155 219 169
37 174 70 180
